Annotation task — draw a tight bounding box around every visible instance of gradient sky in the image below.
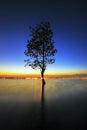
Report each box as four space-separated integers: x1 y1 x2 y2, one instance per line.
0 0 87 75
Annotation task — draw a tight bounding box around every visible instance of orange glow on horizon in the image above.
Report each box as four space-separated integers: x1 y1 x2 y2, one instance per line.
0 69 87 79
0 66 87 77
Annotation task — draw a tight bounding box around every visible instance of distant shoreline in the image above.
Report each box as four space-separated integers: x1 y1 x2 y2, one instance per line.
0 74 87 80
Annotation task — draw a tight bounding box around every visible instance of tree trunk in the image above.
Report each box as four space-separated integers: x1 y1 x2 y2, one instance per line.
41 69 44 79
41 69 46 89
42 40 45 79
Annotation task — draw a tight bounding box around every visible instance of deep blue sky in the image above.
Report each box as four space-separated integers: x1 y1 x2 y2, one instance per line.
0 0 87 75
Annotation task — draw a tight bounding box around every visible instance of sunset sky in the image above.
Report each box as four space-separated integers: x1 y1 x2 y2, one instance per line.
0 0 87 76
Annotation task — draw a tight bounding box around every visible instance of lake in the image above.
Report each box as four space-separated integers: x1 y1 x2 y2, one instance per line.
0 78 87 130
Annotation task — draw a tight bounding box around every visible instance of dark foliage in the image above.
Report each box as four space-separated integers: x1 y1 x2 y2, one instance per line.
24 21 57 78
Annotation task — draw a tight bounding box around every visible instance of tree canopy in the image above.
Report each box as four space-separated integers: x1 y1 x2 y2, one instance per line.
24 21 57 79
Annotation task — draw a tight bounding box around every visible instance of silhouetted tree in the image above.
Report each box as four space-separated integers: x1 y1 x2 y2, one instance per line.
24 21 57 79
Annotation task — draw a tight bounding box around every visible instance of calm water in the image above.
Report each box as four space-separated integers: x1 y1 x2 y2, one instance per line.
0 78 87 130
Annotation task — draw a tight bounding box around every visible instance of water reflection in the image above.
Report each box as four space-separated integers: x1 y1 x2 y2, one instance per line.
0 79 87 129
40 79 46 102
40 79 46 129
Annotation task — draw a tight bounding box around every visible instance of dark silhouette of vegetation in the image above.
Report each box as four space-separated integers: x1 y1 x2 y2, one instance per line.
24 21 57 79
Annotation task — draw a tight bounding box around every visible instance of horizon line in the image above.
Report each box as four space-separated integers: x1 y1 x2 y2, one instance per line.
0 73 87 78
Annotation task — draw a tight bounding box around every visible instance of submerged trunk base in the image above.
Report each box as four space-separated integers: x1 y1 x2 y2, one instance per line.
41 71 46 84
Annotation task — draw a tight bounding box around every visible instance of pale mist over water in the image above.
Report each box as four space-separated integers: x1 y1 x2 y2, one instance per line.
0 78 87 130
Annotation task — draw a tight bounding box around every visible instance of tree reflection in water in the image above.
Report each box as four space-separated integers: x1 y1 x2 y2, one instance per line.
40 79 46 130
